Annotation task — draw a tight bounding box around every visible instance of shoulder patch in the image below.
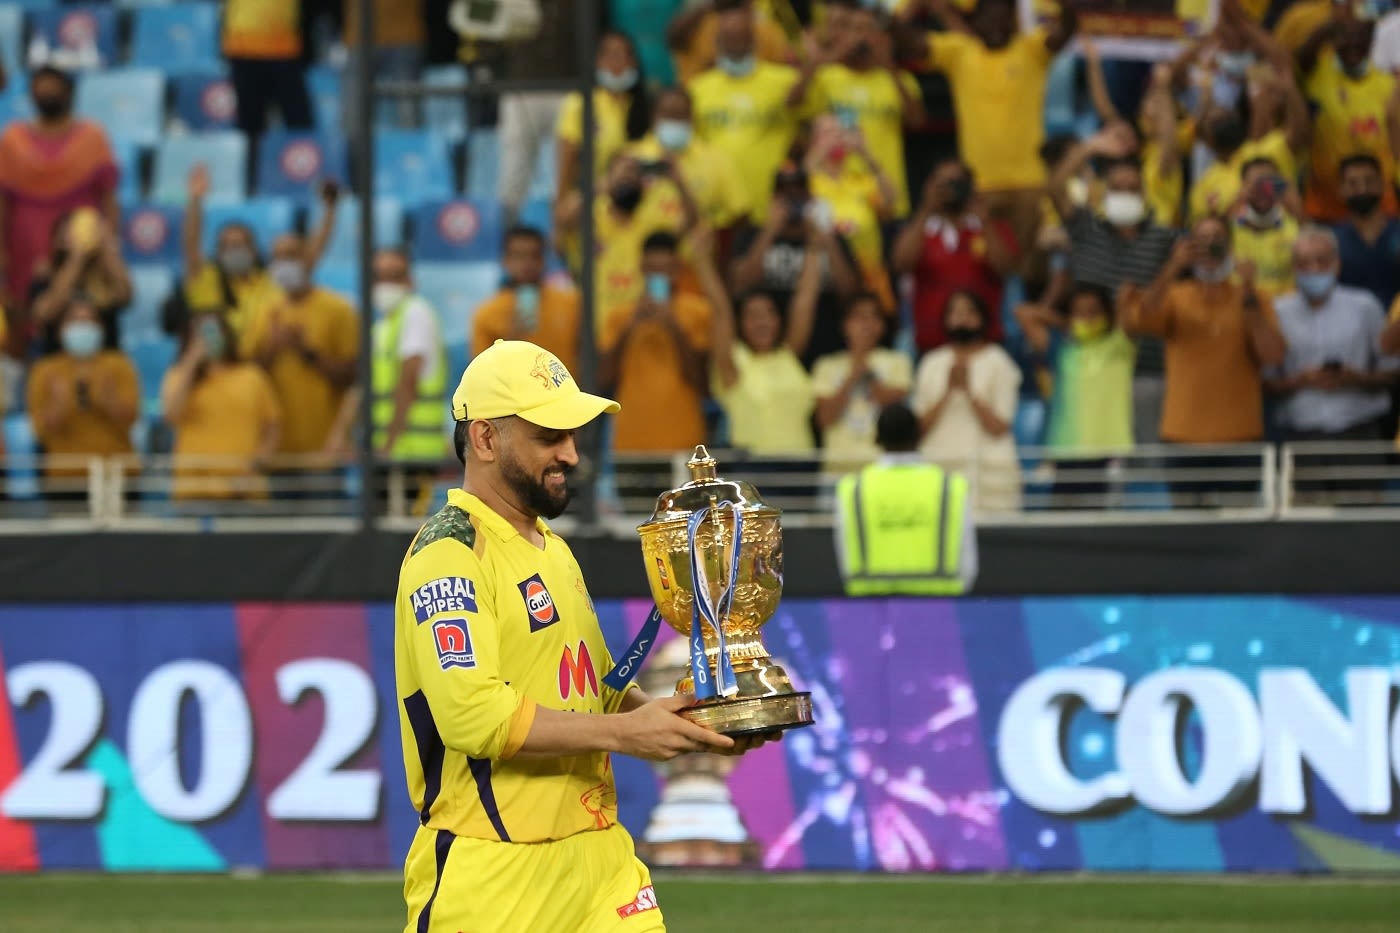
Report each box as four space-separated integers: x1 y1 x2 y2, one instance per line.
412 505 476 556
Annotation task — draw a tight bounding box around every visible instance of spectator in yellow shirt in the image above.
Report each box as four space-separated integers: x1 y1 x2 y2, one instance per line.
223 0 312 141
1297 14 1400 221
919 0 1079 257
668 0 796 85
688 2 805 221
240 235 359 461
1231 157 1301 299
472 226 581 376
555 31 651 215
792 3 926 217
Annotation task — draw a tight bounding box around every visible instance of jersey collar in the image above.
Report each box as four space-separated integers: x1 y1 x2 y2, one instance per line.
448 488 553 543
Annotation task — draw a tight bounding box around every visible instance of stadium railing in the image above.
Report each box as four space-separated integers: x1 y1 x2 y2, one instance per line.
2 442 1397 532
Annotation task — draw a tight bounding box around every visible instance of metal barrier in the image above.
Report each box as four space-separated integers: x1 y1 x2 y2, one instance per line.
2 442 1399 531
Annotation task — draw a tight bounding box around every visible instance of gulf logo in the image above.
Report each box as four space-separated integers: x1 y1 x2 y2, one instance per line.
517 573 560 633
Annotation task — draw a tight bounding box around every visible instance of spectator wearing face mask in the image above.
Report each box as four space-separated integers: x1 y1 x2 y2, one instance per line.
366 247 447 470
668 0 796 85
555 31 651 214
599 231 711 455
1120 217 1287 502
813 292 913 475
26 296 139 501
911 290 1022 514
792 3 925 218
1298 12 1398 221
1332 154 1400 310
1016 284 1134 507
1231 157 1301 298
688 1 806 221
162 312 282 502
181 166 280 340
240 233 359 462
1189 63 1310 222
730 164 862 366
472 226 580 376
916 0 1079 256
1047 126 1177 444
1265 226 1397 448
27 208 132 357
0 66 119 359
624 86 752 252
893 158 1017 356
557 153 697 318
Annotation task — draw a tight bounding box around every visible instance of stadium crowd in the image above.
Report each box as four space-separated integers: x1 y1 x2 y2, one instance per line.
2 0 1400 514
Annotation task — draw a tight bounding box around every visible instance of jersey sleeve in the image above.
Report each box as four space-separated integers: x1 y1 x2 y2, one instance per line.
399 539 537 761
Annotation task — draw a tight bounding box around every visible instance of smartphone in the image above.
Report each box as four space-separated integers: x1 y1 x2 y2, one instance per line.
69 207 100 253
645 274 671 303
514 284 541 332
836 109 859 131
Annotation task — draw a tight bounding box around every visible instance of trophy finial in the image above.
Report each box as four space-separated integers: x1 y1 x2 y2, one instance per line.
687 445 718 481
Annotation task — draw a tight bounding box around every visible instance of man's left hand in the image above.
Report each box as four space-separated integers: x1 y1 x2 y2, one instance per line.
716 730 783 757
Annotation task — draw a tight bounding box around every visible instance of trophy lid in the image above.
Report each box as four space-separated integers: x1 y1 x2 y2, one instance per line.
638 446 781 529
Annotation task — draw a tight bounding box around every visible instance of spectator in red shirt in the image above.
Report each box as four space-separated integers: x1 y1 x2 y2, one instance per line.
891 158 1018 354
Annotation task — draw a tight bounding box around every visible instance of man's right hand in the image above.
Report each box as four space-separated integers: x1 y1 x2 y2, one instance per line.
616 693 735 761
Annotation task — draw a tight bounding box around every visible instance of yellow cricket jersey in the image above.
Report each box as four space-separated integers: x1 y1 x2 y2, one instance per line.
1232 214 1299 299
1303 58 1398 222
808 65 922 216
395 489 634 844
689 62 804 221
1189 129 1298 223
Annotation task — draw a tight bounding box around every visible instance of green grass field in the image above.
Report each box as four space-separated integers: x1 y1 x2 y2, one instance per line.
0 873 1396 932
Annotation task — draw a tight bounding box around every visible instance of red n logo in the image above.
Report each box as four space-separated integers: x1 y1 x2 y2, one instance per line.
559 642 599 700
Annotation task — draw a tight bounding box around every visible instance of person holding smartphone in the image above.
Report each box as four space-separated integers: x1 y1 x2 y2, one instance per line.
472 226 581 376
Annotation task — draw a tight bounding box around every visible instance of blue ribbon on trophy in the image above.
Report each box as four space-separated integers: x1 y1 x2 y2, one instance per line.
602 502 743 697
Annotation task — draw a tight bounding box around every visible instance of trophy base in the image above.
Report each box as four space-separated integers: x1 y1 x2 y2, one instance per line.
675 662 815 738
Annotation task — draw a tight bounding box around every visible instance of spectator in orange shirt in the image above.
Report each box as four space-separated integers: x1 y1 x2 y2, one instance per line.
1121 217 1288 505
472 226 581 376
26 295 139 503
599 231 711 457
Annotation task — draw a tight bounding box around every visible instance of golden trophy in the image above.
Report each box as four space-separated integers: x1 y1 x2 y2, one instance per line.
636 445 815 737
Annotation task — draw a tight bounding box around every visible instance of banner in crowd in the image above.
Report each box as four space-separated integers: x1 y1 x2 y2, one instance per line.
1 596 1398 873
1020 0 1221 60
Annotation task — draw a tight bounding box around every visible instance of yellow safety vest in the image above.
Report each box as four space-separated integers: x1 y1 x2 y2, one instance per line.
836 462 970 596
371 299 447 462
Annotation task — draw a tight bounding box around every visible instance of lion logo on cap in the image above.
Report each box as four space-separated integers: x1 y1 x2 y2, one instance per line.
530 353 571 390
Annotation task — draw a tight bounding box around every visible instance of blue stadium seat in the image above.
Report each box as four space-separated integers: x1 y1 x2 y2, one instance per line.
422 65 469 143
255 130 349 204
76 68 165 148
0 7 23 84
306 65 342 132
313 261 359 301
375 130 454 209
309 195 404 265
121 203 182 267
171 73 237 132
200 197 296 255
466 129 500 199
130 3 222 75
126 337 178 409
415 261 501 349
113 138 143 204
528 137 557 201
412 199 504 262
123 265 175 346
518 198 554 238
1044 53 1087 140
2 413 39 502
28 5 119 69
152 132 248 204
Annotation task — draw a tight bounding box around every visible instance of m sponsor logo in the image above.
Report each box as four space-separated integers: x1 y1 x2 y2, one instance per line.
559 642 599 700
615 885 659 919
412 577 477 624
432 619 476 670
518 574 559 632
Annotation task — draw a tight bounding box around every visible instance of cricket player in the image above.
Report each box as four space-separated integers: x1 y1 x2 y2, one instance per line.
395 339 752 933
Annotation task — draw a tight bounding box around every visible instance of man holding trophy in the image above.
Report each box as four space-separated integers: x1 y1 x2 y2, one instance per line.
392 340 805 933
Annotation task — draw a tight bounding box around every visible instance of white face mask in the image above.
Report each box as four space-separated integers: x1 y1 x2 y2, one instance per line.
372 282 409 317
1102 191 1146 227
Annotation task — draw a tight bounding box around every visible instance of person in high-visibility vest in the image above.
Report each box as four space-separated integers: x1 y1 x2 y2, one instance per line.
834 401 979 596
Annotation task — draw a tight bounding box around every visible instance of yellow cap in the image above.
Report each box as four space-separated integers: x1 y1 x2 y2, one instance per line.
451 339 620 429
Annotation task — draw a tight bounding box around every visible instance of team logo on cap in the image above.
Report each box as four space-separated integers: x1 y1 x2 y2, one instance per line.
518 573 560 633
530 353 570 390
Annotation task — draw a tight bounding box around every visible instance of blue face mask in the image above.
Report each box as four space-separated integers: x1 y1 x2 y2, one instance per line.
718 54 755 78
656 119 692 153
1297 271 1337 301
61 320 102 359
597 68 637 93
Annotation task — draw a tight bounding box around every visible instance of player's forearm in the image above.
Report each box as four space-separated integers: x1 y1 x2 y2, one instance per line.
511 705 625 760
